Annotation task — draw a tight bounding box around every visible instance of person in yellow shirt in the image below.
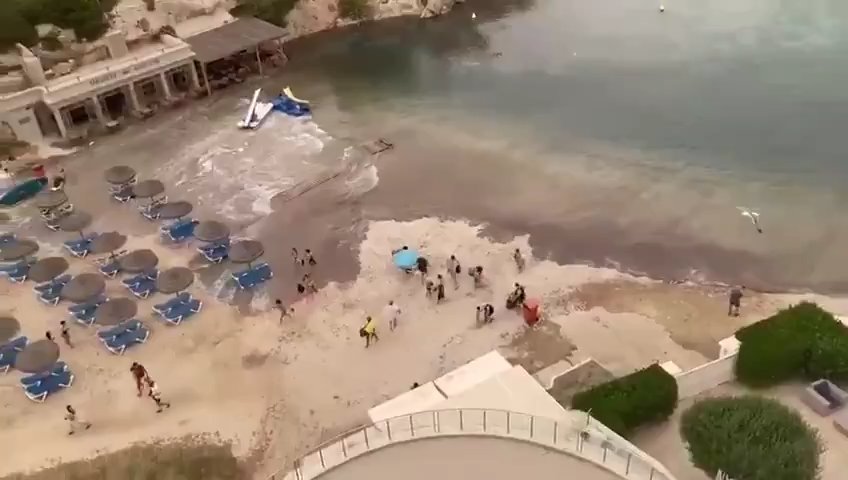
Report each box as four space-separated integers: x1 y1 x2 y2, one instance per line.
361 316 379 348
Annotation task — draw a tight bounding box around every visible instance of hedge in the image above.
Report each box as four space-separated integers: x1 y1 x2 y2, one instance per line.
571 363 678 437
681 396 821 480
735 302 848 387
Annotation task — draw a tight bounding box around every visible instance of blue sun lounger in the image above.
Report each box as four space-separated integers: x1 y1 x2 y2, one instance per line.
232 263 273 289
97 319 142 341
0 336 28 373
98 259 121 278
162 299 203 325
33 274 71 293
20 361 68 387
0 233 14 245
160 217 193 232
1 259 35 283
24 369 74 402
128 278 157 299
165 219 199 244
38 286 65 306
199 243 229 263
153 292 192 316
63 233 97 258
103 326 149 355
69 295 107 326
121 269 158 289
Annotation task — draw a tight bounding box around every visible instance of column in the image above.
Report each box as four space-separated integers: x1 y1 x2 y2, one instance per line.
89 96 107 125
188 62 201 90
50 107 68 138
126 82 142 112
158 72 172 100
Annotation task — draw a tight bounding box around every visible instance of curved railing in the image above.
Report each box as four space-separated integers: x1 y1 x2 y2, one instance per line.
270 408 674 480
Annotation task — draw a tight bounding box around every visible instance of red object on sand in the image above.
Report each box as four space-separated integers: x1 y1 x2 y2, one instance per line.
523 298 541 327
31 164 46 178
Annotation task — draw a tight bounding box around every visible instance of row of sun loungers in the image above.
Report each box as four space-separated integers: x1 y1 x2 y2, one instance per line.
233 262 273 289
153 292 203 325
98 320 150 355
34 274 71 306
22 361 74 402
63 233 97 258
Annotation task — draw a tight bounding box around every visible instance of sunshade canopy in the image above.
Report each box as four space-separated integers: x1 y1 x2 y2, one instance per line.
0 239 39 261
118 249 159 273
229 240 264 263
95 297 138 326
61 273 106 302
0 316 20 343
157 201 193 220
104 165 137 184
89 231 127 255
33 190 68 209
156 267 194 293
15 339 59 373
28 257 69 282
185 17 288 64
131 180 165 199
194 220 230 243
57 211 92 232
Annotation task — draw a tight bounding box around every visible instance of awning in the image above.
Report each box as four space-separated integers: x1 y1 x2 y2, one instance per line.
185 17 287 64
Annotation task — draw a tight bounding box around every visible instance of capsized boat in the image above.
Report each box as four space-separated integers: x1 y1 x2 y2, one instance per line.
272 87 311 117
237 88 274 129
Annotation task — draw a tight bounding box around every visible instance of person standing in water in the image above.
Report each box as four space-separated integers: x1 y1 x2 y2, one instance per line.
513 248 525 272
291 248 300 267
446 255 461 289
728 286 744 316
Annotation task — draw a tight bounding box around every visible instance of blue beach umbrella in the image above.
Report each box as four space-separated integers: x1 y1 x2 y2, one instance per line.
392 248 419 270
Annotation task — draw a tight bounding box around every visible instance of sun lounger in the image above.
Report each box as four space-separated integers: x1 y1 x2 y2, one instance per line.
160 217 193 232
165 220 199 244
98 260 121 277
103 326 149 355
232 263 273 289
20 361 68 387
97 319 142 341
153 292 192 315
0 336 28 373
24 369 73 402
199 244 229 263
33 274 71 293
63 234 97 258
121 269 158 289
38 288 62 306
70 296 106 326
0 233 14 245
128 278 156 299
162 299 202 325
112 186 133 203
1 259 35 283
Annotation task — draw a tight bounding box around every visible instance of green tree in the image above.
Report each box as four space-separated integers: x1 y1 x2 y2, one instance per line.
0 2 38 51
230 0 298 27
339 0 369 20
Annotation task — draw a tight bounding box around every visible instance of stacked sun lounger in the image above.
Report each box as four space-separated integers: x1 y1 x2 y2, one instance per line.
162 218 198 244
98 320 150 355
21 361 74 402
63 233 98 258
0 258 36 283
153 292 203 325
198 239 229 263
35 274 71 306
0 336 27 373
122 269 158 299
69 295 107 326
232 262 273 289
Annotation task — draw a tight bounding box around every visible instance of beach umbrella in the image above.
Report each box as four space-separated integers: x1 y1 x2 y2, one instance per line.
229 240 264 265
33 190 68 209
392 248 419 270
88 231 127 255
95 297 138 326
0 316 20 343
157 201 193 220
194 220 230 243
61 273 106 302
28 257 69 283
131 180 165 199
57 211 92 237
156 267 194 294
0 239 39 261
118 249 159 273
14 339 59 373
104 165 136 185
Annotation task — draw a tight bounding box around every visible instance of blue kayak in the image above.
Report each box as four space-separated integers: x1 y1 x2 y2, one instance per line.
0 178 47 206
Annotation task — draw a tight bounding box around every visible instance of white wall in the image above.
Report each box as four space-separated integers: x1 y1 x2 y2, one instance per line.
0 107 44 144
674 353 738 399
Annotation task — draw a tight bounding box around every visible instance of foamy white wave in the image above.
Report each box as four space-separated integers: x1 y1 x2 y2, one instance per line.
344 163 380 197
248 289 272 313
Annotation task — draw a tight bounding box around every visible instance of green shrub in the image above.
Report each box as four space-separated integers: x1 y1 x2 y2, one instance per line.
681 396 821 480
571 363 678 437
339 0 370 20
735 302 848 387
230 0 298 27
0 2 38 51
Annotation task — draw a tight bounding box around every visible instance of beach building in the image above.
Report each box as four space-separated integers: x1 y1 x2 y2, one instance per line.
276 351 677 480
0 16 287 145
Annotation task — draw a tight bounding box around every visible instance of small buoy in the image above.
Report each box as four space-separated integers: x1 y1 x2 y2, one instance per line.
472 12 477 19
659 4 665 12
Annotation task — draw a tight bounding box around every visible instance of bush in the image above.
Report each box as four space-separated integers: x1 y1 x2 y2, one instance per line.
339 0 370 20
735 302 848 387
571 363 678 437
681 396 821 480
0 2 38 51
230 0 298 27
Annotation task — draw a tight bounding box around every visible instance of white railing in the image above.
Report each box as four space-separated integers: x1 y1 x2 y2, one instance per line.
271 408 673 480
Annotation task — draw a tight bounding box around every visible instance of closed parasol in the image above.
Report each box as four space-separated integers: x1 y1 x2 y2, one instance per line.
104 165 137 184
118 249 159 273
14 339 59 373
95 297 138 326
61 273 106 302
194 220 230 243
157 201 193 220
131 180 165 199
33 190 68 209
28 257 69 283
0 239 39 261
229 240 264 264
0 316 20 343
89 231 127 255
156 267 194 294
